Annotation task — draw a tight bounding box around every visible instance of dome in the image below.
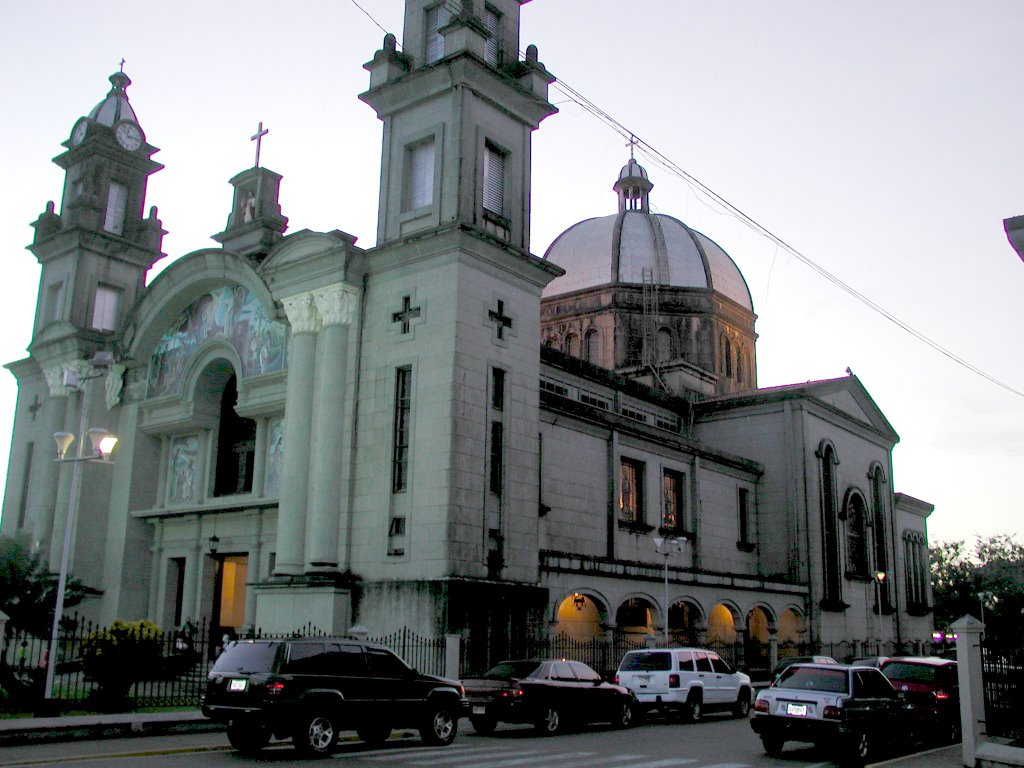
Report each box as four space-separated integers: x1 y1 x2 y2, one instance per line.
86 72 140 127
542 161 753 312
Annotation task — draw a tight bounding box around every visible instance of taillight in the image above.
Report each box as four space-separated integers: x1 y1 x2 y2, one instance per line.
754 698 769 713
499 687 525 698
669 674 680 688
933 690 949 701
266 681 286 695
823 705 843 720
614 674 620 685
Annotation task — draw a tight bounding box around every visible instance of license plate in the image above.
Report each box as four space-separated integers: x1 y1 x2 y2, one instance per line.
472 706 486 715
228 679 248 692
786 703 807 716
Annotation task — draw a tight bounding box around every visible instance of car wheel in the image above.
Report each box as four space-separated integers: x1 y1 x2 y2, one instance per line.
356 723 392 746
294 710 339 756
684 692 702 723
226 721 270 754
761 736 785 756
469 715 497 735
732 688 751 718
535 705 562 735
420 703 458 746
840 730 870 766
610 699 634 729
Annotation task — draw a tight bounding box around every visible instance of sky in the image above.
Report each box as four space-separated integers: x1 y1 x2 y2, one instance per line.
0 1 1021 546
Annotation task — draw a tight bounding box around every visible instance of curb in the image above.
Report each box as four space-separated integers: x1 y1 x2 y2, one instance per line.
0 712 223 745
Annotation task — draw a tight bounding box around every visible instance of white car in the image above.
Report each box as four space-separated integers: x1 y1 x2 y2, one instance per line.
615 647 752 721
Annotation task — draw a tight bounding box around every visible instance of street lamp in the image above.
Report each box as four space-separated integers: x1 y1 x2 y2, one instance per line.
978 591 996 625
44 354 118 700
872 571 888 652
653 536 687 642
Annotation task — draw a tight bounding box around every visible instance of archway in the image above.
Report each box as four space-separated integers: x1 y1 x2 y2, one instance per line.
615 597 655 639
706 603 739 664
777 607 806 658
745 605 774 671
554 591 607 642
668 599 702 645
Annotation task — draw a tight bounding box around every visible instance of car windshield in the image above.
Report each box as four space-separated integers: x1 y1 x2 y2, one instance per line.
882 662 940 683
211 642 280 675
483 661 544 680
776 666 848 693
619 652 672 672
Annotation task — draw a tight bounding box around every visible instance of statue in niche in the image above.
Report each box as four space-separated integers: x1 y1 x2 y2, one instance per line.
170 437 198 502
241 192 256 224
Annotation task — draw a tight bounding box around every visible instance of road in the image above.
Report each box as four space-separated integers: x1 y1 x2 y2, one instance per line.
0 712 930 768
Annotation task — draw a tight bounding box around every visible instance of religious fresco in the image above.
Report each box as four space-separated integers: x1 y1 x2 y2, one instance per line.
148 286 286 397
169 435 199 503
264 416 284 496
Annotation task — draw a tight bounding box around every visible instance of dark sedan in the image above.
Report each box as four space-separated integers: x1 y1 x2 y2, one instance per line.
461 659 635 735
880 656 960 743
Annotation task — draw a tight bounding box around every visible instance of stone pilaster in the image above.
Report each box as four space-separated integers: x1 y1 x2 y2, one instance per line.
274 293 320 575
26 372 68 553
305 284 357 571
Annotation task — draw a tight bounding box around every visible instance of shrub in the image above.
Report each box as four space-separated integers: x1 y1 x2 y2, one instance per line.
82 620 164 706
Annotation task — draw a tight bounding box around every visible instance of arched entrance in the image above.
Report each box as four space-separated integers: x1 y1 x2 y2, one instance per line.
616 597 656 639
668 599 702 645
554 591 607 641
745 606 774 671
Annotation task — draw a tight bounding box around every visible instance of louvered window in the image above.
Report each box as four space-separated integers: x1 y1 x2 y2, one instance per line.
483 6 501 66
424 5 449 63
483 143 505 215
91 284 121 331
104 181 128 235
406 138 435 211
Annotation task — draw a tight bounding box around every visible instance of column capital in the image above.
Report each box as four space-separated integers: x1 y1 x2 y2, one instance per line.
281 292 321 334
312 284 358 327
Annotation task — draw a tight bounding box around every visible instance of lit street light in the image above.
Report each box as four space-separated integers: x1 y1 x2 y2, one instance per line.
44 354 118 700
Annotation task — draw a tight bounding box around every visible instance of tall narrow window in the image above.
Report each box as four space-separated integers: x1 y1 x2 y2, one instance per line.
388 516 406 556
424 5 449 63
903 530 928 613
483 5 502 66
845 492 869 577
392 366 412 492
47 282 65 322
104 181 128 235
737 487 753 548
820 445 843 607
583 329 599 363
619 457 645 525
91 284 121 331
17 442 33 529
405 138 435 211
491 367 505 410
871 468 891 611
489 421 504 495
721 335 732 377
662 469 685 531
483 143 505 215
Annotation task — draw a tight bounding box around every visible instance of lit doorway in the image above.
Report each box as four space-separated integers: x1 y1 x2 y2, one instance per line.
212 554 248 654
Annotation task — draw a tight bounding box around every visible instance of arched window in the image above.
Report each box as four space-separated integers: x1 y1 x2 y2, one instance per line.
902 529 929 614
870 466 891 612
720 335 732 377
213 374 257 497
583 329 599 364
844 491 869 578
656 328 672 363
544 334 558 348
736 347 746 384
563 333 580 357
819 443 843 608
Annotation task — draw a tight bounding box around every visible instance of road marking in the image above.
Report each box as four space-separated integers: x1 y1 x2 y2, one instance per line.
0 745 231 767
404 749 549 765
609 760 698 768
357 746 515 761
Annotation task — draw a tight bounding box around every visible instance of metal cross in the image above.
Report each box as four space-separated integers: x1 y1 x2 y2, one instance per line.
488 300 513 340
27 394 43 422
392 295 422 334
119 58 126 73
251 121 269 168
626 134 638 160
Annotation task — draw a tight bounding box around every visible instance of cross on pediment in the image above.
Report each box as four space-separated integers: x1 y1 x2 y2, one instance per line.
28 394 42 422
392 295 421 334
488 300 513 340
251 121 269 168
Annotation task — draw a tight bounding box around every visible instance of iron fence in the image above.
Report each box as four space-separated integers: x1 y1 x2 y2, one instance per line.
981 637 1024 742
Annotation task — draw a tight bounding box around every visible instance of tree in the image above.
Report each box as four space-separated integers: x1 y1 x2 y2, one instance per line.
0 533 102 636
930 534 1024 639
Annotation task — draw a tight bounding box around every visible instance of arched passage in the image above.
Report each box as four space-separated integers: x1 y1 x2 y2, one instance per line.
668 599 704 645
553 591 608 641
616 596 656 639
745 605 774 671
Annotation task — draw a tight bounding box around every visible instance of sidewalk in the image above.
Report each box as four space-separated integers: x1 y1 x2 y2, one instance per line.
0 710 221 744
871 743 963 768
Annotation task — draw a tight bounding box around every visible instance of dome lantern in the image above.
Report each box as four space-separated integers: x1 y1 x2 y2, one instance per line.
614 158 653 213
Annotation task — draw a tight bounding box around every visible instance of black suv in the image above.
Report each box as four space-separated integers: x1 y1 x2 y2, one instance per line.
201 637 466 755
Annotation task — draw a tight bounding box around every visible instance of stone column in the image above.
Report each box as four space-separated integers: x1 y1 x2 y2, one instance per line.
148 519 162 624
245 510 264 628
252 418 268 498
274 293 320 575
953 614 985 767
182 533 200 625
305 284 355 571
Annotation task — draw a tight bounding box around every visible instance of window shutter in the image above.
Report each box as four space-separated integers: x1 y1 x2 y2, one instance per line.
407 139 435 210
483 145 504 215
92 284 121 331
104 181 128 235
425 6 449 63
483 7 501 66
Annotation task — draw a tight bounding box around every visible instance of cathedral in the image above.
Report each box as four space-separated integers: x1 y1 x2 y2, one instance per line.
2 0 935 663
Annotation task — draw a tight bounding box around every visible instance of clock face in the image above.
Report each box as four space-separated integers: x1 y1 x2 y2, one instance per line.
71 119 88 146
115 121 143 151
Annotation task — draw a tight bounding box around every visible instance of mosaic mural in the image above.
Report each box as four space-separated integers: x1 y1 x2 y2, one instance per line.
148 286 286 397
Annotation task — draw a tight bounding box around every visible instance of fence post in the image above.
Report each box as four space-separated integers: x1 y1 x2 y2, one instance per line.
445 635 461 681
0 609 7 659
952 614 984 768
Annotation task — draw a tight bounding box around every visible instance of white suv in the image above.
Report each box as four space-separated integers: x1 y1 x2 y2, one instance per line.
615 648 752 721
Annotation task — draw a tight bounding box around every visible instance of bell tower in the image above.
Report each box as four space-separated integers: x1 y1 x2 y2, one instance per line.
29 70 165 364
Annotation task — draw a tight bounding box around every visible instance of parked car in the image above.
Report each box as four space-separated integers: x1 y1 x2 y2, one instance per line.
751 663 913 765
461 659 635 735
848 656 889 669
770 655 838 683
201 637 465 755
880 656 960 743
615 647 753 721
